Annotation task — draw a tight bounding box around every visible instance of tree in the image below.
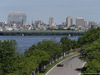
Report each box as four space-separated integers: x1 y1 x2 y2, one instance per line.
78 28 100 45
32 50 50 64
0 40 19 75
71 40 79 49
7 56 38 75
80 38 100 74
83 59 100 73
32 50 50 72
60 37 73 52
80 39 100 61
24 45 36 57
79 28 100 74
36 39 62 58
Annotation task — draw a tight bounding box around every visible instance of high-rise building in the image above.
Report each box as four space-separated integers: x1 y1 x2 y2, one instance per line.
76 17 85 26
66 16 73 27
8 13 27 26
49 17 54 26
89 21 97 26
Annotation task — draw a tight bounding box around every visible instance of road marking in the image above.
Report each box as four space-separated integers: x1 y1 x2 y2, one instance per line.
78 62 86 75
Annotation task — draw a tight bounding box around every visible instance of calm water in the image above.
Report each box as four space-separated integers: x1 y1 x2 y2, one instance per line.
0 35 81 53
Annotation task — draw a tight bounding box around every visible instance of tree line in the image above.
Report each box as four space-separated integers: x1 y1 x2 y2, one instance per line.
78 28 100 74
0 31 83 36
0 34 79 75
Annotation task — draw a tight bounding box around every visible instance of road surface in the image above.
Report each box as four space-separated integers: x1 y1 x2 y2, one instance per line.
47 54 85 75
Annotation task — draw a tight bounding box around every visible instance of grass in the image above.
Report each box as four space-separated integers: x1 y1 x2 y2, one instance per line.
38 53 79 75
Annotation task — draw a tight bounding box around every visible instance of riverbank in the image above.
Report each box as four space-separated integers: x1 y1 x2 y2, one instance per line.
0 31 84 36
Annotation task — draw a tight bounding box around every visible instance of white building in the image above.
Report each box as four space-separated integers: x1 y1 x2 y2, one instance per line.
76 17 85 26
66 16 73 27
49 17 54 26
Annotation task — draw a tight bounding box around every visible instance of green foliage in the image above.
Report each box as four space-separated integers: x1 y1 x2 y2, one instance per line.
32 50 50 64
60 37 71 51
1 31 83 36
6 54 38 75
24 45 51 74
78 28 100 45
24 39 63 73
83 59 100 73
24 45 36 57
80 39 100 61
0 40 20 75
0 36 80 75
60 37 79 51
71 40 79 49
20 56 38 75
0 40 38 75
80 28 100 74
36 39 62 57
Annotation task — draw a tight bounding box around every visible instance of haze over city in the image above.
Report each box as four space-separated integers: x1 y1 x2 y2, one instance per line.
0 0 100 24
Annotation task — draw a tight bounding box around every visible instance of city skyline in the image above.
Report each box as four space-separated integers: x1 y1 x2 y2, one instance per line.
0 0 100 24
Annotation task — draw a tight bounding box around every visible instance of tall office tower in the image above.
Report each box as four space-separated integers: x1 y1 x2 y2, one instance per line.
49 17 54 26
66 16 73 27
76 17 85 26
8 13 27 26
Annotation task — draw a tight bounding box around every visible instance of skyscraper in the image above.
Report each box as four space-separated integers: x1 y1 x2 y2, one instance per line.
66 16 73 27
76 17 85 26
49 17 54 26
8 13 27 26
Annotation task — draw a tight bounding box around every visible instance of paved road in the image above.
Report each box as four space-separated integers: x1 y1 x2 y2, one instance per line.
47 54 85 75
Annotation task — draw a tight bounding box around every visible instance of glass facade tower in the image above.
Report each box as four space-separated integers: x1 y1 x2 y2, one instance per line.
8 13 27 25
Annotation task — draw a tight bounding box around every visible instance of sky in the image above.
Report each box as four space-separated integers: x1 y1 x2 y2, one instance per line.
0 0 100 25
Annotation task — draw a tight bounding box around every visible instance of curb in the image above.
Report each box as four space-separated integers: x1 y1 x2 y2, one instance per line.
78 62 86 75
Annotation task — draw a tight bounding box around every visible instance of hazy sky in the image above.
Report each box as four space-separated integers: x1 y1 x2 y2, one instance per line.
0 0 100 24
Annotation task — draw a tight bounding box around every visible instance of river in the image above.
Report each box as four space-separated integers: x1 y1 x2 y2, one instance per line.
0 35 81 53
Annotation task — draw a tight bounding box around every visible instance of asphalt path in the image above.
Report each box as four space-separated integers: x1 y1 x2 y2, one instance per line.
47 54 85 75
